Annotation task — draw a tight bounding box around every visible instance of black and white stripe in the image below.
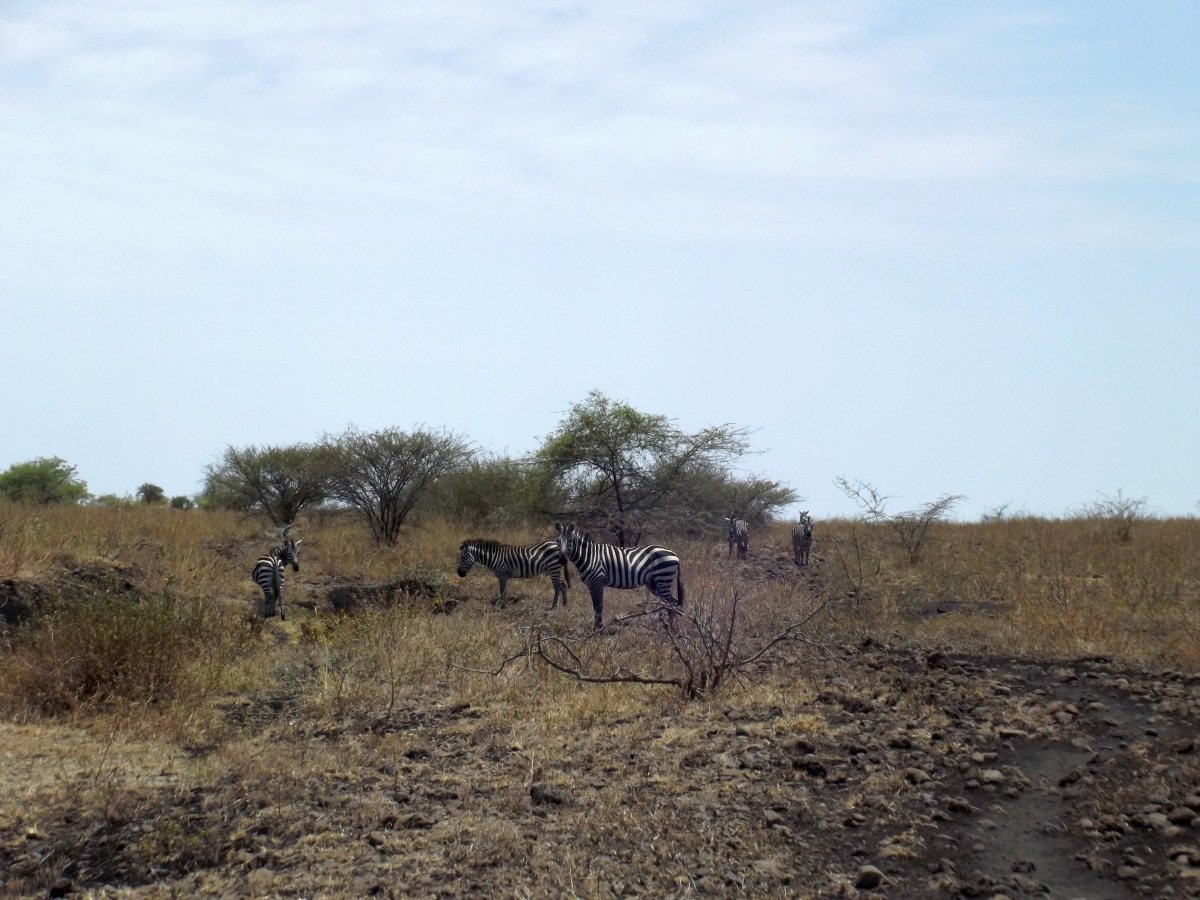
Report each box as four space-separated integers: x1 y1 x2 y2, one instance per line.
252 535 301 620
456 538 571 609
792 512 813 566
726 511 749 559
554 521 683 630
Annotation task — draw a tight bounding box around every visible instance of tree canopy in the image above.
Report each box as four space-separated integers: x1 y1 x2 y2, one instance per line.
0 457 89 505
533 392 794 545
323 426 474 545
203 443 330 525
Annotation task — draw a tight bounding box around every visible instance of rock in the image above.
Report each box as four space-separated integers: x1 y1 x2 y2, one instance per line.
854 865 884 890
980 769 1005 784
530 783 569 805
946 797 973 814
1167 806 1197 826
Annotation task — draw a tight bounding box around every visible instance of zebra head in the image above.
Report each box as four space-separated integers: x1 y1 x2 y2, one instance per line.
456 540 478 577
281 537 302 571
800 511 813 537
554 521 585 562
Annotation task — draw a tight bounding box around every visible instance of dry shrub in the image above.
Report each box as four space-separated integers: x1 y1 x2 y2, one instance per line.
2 585 257 716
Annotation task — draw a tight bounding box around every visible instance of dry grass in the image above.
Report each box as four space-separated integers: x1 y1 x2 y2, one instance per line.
805 515 1200 668
1 504 1198 895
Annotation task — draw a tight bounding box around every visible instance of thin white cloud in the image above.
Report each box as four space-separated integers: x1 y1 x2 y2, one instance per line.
3 0 1198 260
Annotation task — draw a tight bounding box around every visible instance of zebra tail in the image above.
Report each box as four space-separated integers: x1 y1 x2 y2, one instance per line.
677 570 685 608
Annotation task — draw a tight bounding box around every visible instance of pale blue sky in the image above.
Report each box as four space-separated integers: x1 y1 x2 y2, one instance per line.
3 1 1198 520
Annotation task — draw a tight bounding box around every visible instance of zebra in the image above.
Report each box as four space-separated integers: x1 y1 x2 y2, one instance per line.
554 521 683 630
252 531 302 620
792 512 813 566
726 511 749 559
456 538 571 609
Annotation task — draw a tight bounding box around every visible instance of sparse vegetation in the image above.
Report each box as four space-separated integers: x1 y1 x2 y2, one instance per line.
0 504 1197 897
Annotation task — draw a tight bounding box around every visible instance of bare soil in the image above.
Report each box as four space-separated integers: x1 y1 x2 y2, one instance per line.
2 557 1199 898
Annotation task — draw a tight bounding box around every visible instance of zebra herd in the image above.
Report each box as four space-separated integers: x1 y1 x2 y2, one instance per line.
252 514 814 629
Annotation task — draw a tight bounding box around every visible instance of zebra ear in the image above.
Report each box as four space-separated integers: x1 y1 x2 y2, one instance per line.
554 521 563 533
294 539 303 547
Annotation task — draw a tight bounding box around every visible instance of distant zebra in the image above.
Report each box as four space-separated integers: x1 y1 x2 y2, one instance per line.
792 512 813 566
726 511 749 559
554 521 683 630
456 538 571 609
252 532 302 620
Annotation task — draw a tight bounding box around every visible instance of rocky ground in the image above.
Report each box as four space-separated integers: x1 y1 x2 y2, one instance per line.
2 635 1199 899
2 545 1200 898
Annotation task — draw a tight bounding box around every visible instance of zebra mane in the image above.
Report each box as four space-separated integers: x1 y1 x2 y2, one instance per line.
461 538 502 550
557 521 601 544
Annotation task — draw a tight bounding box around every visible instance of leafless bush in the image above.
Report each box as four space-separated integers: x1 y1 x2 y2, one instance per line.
1075 488 1149 543
456 591 827 700
835 477 964 564
824 520 881 607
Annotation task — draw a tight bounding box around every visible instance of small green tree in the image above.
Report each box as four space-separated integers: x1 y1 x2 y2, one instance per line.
137 483 167 505
533 392 783 546
203 443 330 525
0 458 89 505
423 453 540 526
169 495 195 510
324 426 474 545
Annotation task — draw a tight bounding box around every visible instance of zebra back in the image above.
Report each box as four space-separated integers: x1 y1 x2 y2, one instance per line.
457 538 569 584
251 537 301 618
554 521 681 592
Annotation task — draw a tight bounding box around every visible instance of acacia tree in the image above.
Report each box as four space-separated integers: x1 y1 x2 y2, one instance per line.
324 426 474 545
203 443 330 526
137 483 166 505
0 458 89 505
532 392 788 546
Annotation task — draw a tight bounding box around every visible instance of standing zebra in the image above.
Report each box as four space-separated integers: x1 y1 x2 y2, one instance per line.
726 511 749 559
456 538 571 609
554 521 683 630
792 512 813 566
252 531 302 620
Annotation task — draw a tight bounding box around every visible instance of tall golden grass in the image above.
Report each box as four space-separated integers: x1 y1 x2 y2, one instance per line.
809 514 1200 668
0 503 1197 733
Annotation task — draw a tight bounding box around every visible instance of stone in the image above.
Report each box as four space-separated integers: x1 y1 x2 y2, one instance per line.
530 784 569 806
1167 807 1197 826
855 865 884 890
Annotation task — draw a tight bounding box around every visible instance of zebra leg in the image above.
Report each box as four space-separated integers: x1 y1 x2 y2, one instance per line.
496 576 509 608
262 589 275 619
279 588 286 621
588 583 604 630
652 578 681 628
548 573 566 609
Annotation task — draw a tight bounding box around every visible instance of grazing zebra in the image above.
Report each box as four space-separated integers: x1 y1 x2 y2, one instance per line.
554 521 683 630
252 532 302 620
456 538 571 609
726 511 749 559
792 512 813 566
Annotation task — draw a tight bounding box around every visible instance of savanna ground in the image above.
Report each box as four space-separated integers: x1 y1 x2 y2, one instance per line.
1 507 1199 899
